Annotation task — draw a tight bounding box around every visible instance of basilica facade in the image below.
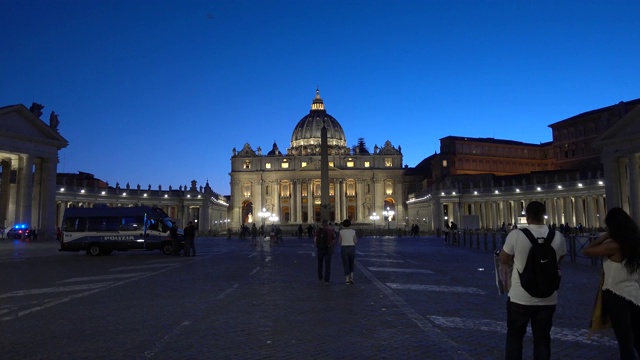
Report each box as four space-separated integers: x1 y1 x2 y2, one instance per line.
229 90 404 229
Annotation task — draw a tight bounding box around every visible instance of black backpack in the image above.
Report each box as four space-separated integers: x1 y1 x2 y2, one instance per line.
316 229 329 249
518 228 560 298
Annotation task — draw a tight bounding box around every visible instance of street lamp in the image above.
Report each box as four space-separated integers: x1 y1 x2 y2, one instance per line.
369 212 380 227
382 207 395 230
268 214 279 223
257 208 271 226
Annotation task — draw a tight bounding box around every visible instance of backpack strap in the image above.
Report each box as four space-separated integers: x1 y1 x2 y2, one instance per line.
519 228 537 245
544 229 555 246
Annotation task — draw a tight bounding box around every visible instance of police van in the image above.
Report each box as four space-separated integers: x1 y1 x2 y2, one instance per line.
59 206 182 256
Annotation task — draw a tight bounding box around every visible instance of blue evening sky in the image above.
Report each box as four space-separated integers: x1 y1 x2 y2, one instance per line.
2 0 639 195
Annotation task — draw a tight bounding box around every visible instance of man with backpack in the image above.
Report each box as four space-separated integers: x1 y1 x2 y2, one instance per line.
315 219 336 286
499 201 566 360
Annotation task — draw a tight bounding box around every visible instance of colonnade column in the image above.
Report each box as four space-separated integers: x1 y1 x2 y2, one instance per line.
491 202 498 229
585 196 597 229
501 201 509 225
575 196 585 228
564 196 574 226
602 156 622 210
628 154 640 223
596 196 606 228
554 198 563 225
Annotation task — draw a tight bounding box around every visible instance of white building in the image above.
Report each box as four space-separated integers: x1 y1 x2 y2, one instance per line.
229 90 405 229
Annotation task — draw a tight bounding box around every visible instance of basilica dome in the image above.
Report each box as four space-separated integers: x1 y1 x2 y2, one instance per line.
289 89 349 156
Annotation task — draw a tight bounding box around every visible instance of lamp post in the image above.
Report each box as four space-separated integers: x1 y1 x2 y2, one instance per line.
257 208 271 227
382 207 395 230
369 212 380 228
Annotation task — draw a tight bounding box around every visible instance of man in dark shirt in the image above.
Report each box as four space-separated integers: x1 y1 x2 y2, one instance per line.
183 221 196 257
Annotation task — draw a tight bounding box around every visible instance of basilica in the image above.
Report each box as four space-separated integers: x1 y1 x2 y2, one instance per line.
229 89 404 230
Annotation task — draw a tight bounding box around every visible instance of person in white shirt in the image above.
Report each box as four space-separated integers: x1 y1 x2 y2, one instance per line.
499 201 566 360
583 207 640 359
338 219 357 284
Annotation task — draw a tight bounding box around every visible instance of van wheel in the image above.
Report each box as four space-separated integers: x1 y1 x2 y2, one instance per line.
162 243 173 256
89 245 102 256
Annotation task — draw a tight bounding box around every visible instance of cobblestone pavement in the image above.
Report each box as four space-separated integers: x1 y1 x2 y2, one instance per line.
0 235 619 359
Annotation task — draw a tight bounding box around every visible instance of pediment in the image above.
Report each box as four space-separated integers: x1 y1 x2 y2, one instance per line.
594 104 640 146
0 105 68 147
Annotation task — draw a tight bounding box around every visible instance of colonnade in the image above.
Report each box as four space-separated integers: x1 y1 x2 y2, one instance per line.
407 183 607 231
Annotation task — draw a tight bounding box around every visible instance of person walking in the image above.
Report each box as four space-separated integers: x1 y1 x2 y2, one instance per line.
315 219 336 286
169 223 180 256
183 221 196 257
499 201 566 360
338 219 357 284
251 223 258 246
583 207 640 359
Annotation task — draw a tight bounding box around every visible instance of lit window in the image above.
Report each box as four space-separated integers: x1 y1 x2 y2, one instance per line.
385 158 392 167
281 161 289 169
266 163 271 169
346 160 354 167
243 160 251 169
301 161 307 167
442 160 448 167
364 161 370 168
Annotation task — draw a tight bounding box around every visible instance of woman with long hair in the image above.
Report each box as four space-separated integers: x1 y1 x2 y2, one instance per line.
584 207 640 359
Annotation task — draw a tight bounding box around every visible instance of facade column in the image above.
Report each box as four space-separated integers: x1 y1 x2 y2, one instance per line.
374 178 383 214
37 157 58 240
340 179 347 222
273 180 280 218
356 180 364 222
16 154 34 225
394 181 403 227
306 181 313 223
334 180 341 222
0 159 11 228
295 181 302 223
254 180 263 217
31 158 43 229
628 154 640 223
